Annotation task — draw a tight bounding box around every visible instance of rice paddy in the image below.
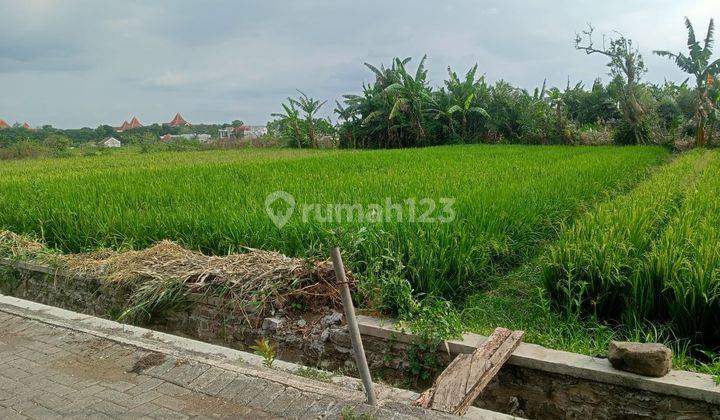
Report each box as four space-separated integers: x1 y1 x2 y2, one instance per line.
5 143 720 368
0 145 667 300
543 149 720 349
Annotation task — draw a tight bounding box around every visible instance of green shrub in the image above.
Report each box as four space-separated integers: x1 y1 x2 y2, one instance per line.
0 140 50 160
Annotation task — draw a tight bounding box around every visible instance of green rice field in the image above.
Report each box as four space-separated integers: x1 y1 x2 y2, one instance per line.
0 145 666 298
4 144 720 368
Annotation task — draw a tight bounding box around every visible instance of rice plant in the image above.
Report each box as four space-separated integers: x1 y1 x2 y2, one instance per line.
635 153 720 346
543 149 720 348
0 145 667 299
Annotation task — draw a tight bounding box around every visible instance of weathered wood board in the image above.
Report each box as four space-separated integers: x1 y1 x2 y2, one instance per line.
416 327 524 415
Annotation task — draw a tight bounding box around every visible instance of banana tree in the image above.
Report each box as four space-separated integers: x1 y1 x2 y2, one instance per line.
271 100 303 148
654 18 720 147
291 91 326 148
439 65 490 140
383 55 434 147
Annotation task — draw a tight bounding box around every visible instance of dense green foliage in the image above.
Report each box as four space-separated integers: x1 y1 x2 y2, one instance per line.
655 18 720 146
279 19 714 149
0 145 666 301
543 150 720 348
330 55 716 149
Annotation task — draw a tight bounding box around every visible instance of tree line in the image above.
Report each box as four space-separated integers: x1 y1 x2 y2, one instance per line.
0 120 247 159
273 18 719 149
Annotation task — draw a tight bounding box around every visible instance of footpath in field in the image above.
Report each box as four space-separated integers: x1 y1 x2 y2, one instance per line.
0 295 506 419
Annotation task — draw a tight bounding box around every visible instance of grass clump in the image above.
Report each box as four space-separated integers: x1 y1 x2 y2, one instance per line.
294 367 334 382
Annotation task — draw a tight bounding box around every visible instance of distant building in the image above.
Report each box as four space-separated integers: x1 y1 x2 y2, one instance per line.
115 116 143 132
101 137 122 148
116 120 131 131
246 125 268 137
0 119 10 129
218 126 246 138
22 122 31 129
167 113 190 127
128 116 143 129
161 133 211 143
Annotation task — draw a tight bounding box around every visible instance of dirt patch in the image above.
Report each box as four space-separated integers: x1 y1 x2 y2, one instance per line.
128 352 166 373
52 343 140 384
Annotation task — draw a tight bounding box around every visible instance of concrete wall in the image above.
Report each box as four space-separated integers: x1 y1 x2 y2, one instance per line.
1 261 718 419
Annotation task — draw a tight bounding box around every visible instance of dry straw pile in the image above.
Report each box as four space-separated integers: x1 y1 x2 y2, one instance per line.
0 231 345 322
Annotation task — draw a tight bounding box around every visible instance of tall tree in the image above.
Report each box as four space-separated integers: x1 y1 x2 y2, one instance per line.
271 100 304 148
575 25 648 144
654 18 720 147
437 65 490 140
291 91 326 148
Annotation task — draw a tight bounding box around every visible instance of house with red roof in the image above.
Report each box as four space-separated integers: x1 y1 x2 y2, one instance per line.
115 116 142 132
0 119 10 129
166 113 189 127
128 116 143 129
116 120 131 132
22 122 31 129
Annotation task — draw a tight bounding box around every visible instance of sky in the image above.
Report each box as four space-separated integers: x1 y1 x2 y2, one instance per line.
0 0 717 128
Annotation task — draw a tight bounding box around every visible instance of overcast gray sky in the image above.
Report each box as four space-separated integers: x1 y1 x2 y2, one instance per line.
0 0 716 128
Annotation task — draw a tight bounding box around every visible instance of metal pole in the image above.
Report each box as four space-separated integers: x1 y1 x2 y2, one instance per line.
330 247 377 405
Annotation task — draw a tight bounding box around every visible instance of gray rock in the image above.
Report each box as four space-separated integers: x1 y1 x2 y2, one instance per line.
262 317 283 332
608 341 672 377
321 311 343 326
296 319 307 328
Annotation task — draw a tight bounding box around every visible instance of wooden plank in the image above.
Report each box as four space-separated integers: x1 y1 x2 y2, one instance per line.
415 327 524 415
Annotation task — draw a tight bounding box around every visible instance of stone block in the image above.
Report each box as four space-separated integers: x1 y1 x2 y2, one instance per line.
608 341 672 377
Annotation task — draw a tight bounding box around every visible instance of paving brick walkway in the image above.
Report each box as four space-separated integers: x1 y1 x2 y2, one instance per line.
0 298 504 419
0 311 286 419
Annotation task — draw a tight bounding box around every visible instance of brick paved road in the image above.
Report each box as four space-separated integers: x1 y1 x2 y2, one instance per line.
0 306 483 419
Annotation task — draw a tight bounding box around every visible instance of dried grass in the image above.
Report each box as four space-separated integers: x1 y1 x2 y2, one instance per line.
0 231 45 259
63 240 343 309
0 230 347 321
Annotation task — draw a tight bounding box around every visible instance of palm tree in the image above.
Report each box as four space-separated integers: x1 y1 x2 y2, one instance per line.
291 91 326 148
654 18 720 147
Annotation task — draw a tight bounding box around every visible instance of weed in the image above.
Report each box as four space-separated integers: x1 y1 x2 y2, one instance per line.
340 406 374 420
405 297 463 385
294 367 333 382
250 338 276 368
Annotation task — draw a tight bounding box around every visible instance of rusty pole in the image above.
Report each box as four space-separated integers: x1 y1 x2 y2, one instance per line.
330 247 376 405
